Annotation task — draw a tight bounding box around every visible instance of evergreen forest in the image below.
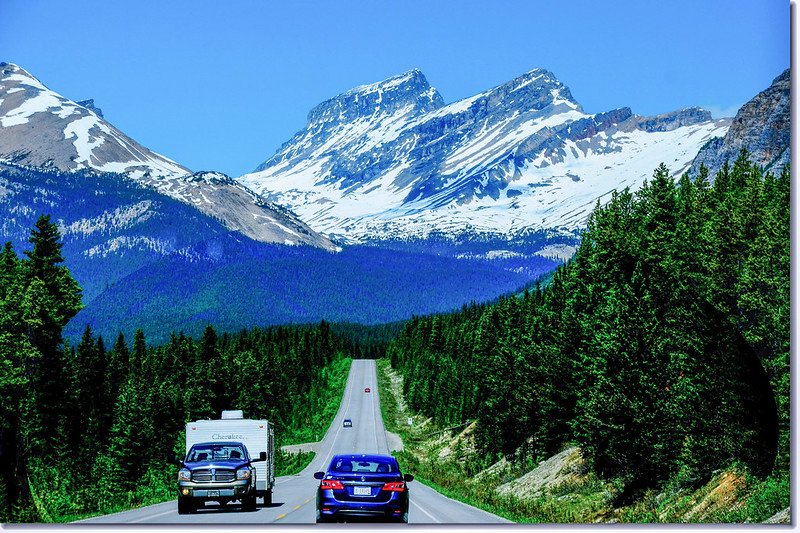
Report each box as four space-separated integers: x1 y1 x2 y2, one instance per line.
0 217 360 521
388 153 790 496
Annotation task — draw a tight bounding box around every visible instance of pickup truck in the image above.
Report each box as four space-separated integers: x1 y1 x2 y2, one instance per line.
184 410 276 507
178 440 266 514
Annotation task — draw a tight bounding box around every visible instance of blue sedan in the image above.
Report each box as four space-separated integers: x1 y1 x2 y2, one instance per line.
314 454 413 523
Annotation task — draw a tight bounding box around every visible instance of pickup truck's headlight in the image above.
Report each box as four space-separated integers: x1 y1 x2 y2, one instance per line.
178 469 191 482
237 468 252 480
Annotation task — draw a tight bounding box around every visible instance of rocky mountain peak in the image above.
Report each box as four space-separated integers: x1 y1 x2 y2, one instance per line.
77 98 104 118
305 69 444 129
1 62 26 77
771 68 790 87
690 68 790 176
432 68 583 125
504 68 579 103
637 106 713 132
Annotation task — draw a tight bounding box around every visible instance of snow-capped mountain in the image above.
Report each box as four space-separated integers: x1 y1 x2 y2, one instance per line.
0 62 335 250
0 63 190 178
241 68 730 242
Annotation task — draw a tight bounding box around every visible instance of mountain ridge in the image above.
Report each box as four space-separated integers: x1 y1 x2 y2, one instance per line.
240 67 730 243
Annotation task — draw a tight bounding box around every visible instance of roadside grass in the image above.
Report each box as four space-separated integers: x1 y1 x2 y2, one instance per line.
276 356 350 477
25 463 176 523
276 450 315 477
375 359 789 524
281 356 352 445
617 469 790 523
375 358 601 523
394 450 610 523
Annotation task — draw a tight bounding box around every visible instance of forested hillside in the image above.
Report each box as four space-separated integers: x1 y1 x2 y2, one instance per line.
388 152 790 497
66 237 551 343
0 164 557 345
0 218 357 522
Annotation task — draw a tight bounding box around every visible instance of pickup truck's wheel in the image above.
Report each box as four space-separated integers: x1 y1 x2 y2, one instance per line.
242 494 257 512
177 497 195 515
263 489 273 505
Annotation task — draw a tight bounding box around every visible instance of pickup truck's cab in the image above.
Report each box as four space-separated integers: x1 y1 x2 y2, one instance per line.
177 441 266 514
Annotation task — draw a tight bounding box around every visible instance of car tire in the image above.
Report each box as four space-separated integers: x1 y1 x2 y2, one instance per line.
263 489 273 506
243 494 257 512
177 497 195 515
387 514 408 523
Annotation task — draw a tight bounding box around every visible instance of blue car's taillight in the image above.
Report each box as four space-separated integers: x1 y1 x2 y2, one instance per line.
320 479 344 490
381 482 406 492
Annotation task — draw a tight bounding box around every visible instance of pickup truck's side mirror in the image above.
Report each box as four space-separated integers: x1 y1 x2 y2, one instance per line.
174 457 185 467
404 474 414 482
313 471 325 480
249 451 268 463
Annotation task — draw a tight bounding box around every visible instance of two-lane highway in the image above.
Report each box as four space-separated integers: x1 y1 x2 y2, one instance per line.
80 360 509 524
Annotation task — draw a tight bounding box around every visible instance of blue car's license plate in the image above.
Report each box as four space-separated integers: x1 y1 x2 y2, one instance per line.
353 486 371 496
207 490 219 497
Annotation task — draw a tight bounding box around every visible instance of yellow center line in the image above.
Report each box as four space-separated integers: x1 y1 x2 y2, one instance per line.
275 499 312 522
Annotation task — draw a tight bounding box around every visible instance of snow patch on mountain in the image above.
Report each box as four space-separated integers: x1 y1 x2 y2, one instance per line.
83 235 175 258
59 200 156 236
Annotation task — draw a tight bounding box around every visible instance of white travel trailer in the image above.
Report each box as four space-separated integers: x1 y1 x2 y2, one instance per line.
186 410 276 503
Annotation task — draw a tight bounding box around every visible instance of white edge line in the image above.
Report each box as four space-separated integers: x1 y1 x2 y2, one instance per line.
411 499 441 523
130 507 177 523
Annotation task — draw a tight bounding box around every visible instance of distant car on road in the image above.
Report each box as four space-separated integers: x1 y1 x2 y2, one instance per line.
364 387 371 393
343 418 353 428
314 454 413 523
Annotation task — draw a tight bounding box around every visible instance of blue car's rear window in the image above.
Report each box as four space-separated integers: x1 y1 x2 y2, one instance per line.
331 458 396 473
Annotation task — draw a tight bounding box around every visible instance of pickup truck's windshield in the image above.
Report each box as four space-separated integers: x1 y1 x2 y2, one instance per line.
186 444 247 462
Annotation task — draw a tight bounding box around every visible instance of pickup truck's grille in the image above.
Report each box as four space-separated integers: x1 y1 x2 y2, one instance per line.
191 469 236 482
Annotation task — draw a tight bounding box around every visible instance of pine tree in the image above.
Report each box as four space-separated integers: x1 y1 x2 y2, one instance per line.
21 216 82 455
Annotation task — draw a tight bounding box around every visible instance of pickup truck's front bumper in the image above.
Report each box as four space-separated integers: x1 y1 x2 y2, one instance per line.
178 479 252 501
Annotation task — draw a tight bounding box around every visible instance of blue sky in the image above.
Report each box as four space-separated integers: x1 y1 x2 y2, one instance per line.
1 0 789 176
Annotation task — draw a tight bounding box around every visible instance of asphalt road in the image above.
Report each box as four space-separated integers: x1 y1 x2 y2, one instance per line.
79 359 509 524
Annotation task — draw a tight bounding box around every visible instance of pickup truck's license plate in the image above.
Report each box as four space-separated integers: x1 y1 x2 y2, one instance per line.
207 490 219 497
353 486 371 496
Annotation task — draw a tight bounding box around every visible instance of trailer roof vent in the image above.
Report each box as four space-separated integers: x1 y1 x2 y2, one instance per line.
221 410 244 419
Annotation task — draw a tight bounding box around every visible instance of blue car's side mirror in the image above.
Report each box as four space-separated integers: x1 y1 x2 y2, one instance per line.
314 471 325 480
404 474 414 482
